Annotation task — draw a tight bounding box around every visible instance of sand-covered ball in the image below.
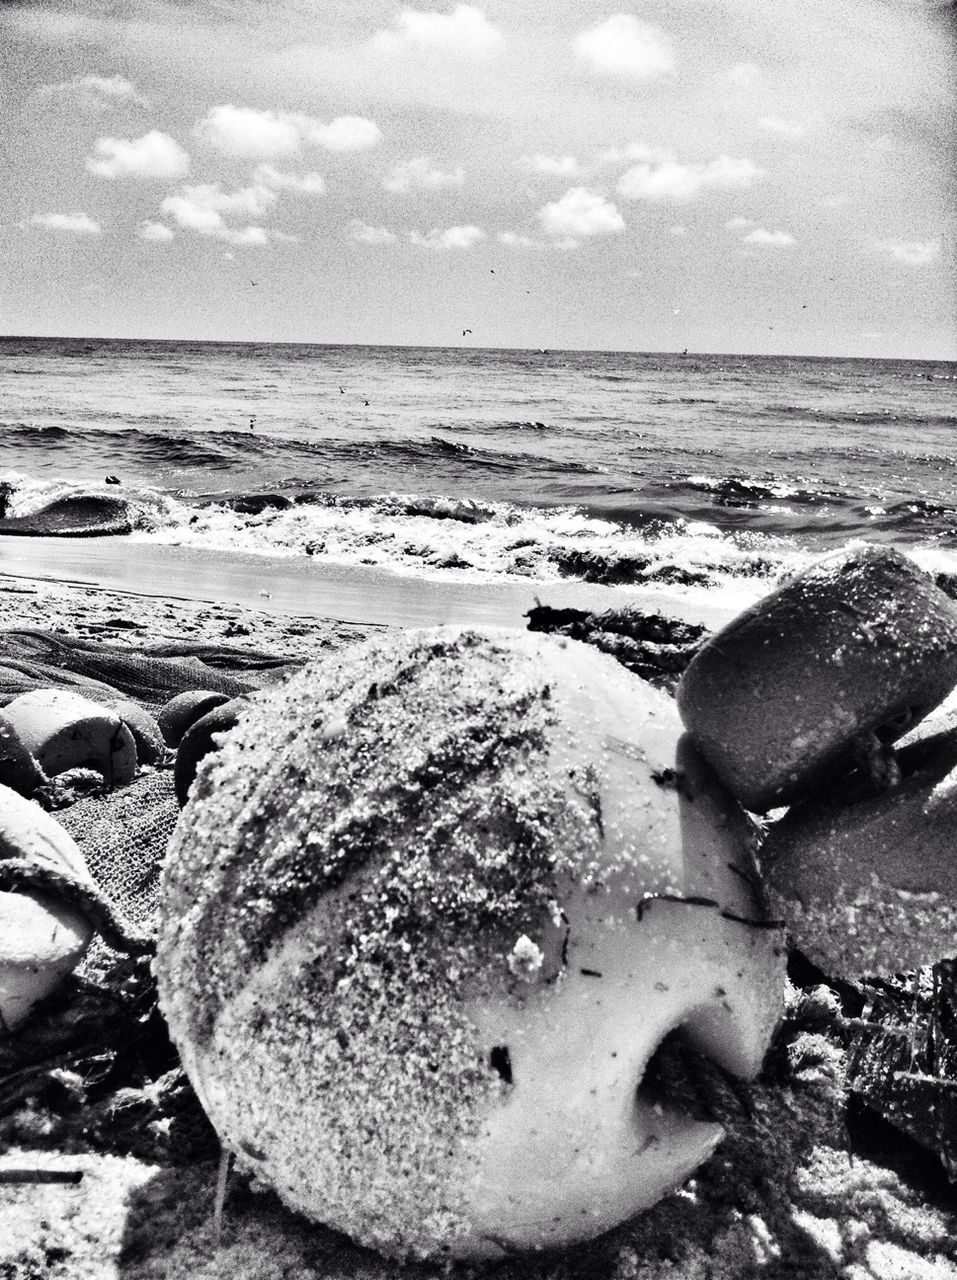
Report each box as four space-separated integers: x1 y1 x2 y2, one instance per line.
155 627 785 1260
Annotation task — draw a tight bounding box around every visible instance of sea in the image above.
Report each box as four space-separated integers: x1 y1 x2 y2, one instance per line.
1 336 955 608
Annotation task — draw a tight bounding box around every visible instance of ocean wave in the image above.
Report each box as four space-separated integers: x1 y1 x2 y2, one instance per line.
115 482 796 593
738 404 957 429
673 474 847 508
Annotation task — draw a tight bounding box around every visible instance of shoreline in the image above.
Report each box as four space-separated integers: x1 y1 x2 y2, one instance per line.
0 536 759 634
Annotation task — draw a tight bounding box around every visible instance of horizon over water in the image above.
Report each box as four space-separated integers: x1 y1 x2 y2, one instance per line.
1 334 956 612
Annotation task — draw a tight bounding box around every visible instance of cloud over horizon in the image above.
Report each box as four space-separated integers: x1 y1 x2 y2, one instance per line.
409 224 486 249
538 187 625 243
2 0 952 357
86 130 190 180
38 73 149 110
195 106 381 159
617 151 762 202
29 211 102 235
574 15 675 79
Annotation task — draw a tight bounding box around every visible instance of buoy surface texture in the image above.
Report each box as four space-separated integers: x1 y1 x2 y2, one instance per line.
0 783 96 1030
676 545 957 812
2 689 137 787
155 626 784 1260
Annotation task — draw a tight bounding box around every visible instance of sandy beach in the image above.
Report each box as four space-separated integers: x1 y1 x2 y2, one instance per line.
1 547 956 1279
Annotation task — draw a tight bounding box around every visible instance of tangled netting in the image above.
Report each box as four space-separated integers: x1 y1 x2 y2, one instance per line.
0 628 290 708
0 627 302 949
56 770 180 943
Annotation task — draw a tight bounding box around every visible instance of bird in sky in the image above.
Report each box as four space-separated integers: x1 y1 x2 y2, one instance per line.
463 329 472 335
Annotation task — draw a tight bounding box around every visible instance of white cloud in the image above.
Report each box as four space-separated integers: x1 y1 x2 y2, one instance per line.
305 116 382 152
409 224 486 249
38 73 149 109
160 183 285 247
618 153 762 202
163 182 277 222
254 165 326 196
598 143 671 167
758 116 808 139
384 156 464 193
670 225 689 237
348 220 397 244
29 211 102 236
742 227 795 247
370 5 502 56
86 130 190 180
865 237 940 265
138 220 175 242
725 216 755 230
498 231 546 249
519 154 579 178
537 187 625 241
195 105 301 158
574 15 675 79
196 106 381 158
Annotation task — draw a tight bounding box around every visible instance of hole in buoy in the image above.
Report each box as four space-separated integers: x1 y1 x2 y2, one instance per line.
637 1026 751 1126
489 1045 513 1084
876 707 917 742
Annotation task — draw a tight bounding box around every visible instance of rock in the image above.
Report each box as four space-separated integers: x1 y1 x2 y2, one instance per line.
677 545 957 812
0 494 132 537
762 729 957 976
221 493 293 515
2 689 138 787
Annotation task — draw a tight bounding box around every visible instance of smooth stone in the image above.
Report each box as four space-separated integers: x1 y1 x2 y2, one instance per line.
0 494 132 537
762 731 957 975
676 545 957 812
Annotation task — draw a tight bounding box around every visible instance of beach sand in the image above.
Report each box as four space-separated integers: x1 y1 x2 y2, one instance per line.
2 551 956 1279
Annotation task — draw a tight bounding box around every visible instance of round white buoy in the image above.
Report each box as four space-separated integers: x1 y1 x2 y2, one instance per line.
3 688 137 787
156 627 784 1260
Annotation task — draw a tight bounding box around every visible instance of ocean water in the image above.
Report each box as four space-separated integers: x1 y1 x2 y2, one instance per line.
1 336 955 602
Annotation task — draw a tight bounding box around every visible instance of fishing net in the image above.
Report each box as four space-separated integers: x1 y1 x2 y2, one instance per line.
0 628 300 1162
0 627 303 952
56 768 179 944
0 628 293 707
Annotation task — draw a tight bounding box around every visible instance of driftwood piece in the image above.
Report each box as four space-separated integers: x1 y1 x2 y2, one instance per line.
525 603 708 692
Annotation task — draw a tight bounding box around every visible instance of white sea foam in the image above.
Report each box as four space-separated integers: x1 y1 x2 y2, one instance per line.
124 487 801 594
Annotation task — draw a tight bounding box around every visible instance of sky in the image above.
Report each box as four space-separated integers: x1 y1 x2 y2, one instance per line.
1 0 954 357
